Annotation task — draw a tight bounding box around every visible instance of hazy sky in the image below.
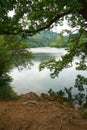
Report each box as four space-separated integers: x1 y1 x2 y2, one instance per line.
52 19 71 34
51 17 79 35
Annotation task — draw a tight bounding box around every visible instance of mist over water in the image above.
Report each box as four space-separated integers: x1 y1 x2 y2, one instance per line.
10 47 87 95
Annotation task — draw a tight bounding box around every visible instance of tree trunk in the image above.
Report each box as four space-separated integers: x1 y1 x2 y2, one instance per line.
78 0 87 21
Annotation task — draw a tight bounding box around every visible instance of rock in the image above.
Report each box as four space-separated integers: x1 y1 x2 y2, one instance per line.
21 92 40 101
23 100 40 106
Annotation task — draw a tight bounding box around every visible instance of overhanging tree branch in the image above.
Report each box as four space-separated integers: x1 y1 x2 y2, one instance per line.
0 10 71 36
24 10 71 36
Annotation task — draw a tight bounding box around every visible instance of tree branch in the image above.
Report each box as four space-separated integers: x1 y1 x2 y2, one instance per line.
23 10 71 36
78 0 87 21
0 10 71 36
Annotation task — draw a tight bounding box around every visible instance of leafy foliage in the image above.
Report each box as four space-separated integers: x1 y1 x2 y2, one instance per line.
41 74 87 106
23 30 58 47
0 35 33 99
0 74 18 100
0 0 87 71
81 109 87 119
50 34 68 48
0 35 33 75
23 30 68 48
0 86 18 100
39 30 87 78
0 0 87 36
75 75 87 91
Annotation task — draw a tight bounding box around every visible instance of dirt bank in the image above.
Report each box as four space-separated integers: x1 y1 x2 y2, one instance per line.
0 92 87 130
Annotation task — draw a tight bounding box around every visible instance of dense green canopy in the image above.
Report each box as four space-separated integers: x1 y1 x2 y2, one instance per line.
0 0 87 36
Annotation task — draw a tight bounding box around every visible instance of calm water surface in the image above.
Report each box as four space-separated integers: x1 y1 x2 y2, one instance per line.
10 47 87 95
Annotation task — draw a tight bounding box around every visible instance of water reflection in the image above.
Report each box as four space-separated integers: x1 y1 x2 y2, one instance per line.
33 53 61 62
10 47 87 95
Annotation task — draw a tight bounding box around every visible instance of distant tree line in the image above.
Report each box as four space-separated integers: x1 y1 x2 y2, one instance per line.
22 30 69 48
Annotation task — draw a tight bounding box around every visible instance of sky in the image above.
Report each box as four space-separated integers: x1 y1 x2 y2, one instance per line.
8 10 15 17
52 20 71 34
52 20 71 32
51 17 79 35
52 22 80 36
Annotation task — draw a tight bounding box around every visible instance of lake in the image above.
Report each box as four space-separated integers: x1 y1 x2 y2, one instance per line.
10 47 87 95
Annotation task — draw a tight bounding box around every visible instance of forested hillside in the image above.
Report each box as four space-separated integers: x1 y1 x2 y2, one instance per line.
50 34 68 48
22 30 58 47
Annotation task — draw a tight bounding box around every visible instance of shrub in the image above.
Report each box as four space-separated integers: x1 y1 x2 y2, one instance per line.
81 109 87 119
0 86 19 100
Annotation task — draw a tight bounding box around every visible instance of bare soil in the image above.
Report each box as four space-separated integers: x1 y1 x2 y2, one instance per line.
0 92 87 130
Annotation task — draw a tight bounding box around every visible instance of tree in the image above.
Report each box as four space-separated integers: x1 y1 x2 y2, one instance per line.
0 0 87 35
0 0 87 77
23 30 58 48
0 35 33 76
0 35 33 99
50 34 68 48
